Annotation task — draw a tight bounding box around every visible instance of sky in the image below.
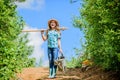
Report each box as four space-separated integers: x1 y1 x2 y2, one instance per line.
15 0 84 67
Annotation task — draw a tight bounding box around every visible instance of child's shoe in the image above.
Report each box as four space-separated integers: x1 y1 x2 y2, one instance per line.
48 68 54 78
48 75 54 79
52 67 57 78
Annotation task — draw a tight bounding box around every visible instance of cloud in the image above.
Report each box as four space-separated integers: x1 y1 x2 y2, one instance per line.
23 25 44 65
42 60 49 67
15 0 45 10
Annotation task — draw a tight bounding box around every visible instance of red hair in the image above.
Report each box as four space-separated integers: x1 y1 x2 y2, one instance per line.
48 19 59 31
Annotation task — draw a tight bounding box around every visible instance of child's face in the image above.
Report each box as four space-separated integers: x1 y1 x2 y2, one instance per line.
50 21 56 29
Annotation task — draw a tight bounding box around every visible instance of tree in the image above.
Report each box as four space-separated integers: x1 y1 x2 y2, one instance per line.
73 0 120 70
0 0 35 79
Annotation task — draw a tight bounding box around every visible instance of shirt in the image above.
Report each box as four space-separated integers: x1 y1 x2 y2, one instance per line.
47 30 61 48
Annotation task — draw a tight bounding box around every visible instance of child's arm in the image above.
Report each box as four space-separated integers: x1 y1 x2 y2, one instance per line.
58 38 63 53
41 30 47 41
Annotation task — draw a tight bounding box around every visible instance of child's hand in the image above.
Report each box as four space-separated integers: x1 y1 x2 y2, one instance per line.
59 48 63 54
41 29 45 34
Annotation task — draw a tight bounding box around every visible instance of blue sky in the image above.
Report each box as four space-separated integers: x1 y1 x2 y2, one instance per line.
16 0 84 66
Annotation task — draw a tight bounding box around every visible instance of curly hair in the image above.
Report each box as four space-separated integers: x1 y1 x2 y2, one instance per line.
48 19 60 31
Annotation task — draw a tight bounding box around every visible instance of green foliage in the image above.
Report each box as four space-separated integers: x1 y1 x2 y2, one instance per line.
74 0 120 70
66 48 88 68
66 53 90 68
66 57 82 68
0 0 35 79
16 0 25 2
10 0 26 2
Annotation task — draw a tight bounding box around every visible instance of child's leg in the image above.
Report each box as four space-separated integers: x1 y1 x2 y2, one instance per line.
53 48 59 77
48 48 54 78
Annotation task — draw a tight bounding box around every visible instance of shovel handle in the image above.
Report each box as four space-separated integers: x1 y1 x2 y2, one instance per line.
22 27 68 32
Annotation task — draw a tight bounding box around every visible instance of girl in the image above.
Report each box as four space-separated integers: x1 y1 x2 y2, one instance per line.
41 19 63 78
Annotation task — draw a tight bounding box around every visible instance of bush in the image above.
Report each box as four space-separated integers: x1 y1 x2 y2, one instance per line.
73 0 120 70
0 0 35 79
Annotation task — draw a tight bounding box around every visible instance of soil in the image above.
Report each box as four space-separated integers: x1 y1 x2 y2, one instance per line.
17 66 120 80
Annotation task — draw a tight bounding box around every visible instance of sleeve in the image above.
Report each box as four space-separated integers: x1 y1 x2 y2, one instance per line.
58 32 61 39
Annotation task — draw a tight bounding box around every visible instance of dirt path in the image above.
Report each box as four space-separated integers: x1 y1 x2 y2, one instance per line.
17 67 80 80
17 67 120 80
17 68 49 80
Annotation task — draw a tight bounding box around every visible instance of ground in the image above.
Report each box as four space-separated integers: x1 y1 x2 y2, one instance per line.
17 66 120 80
